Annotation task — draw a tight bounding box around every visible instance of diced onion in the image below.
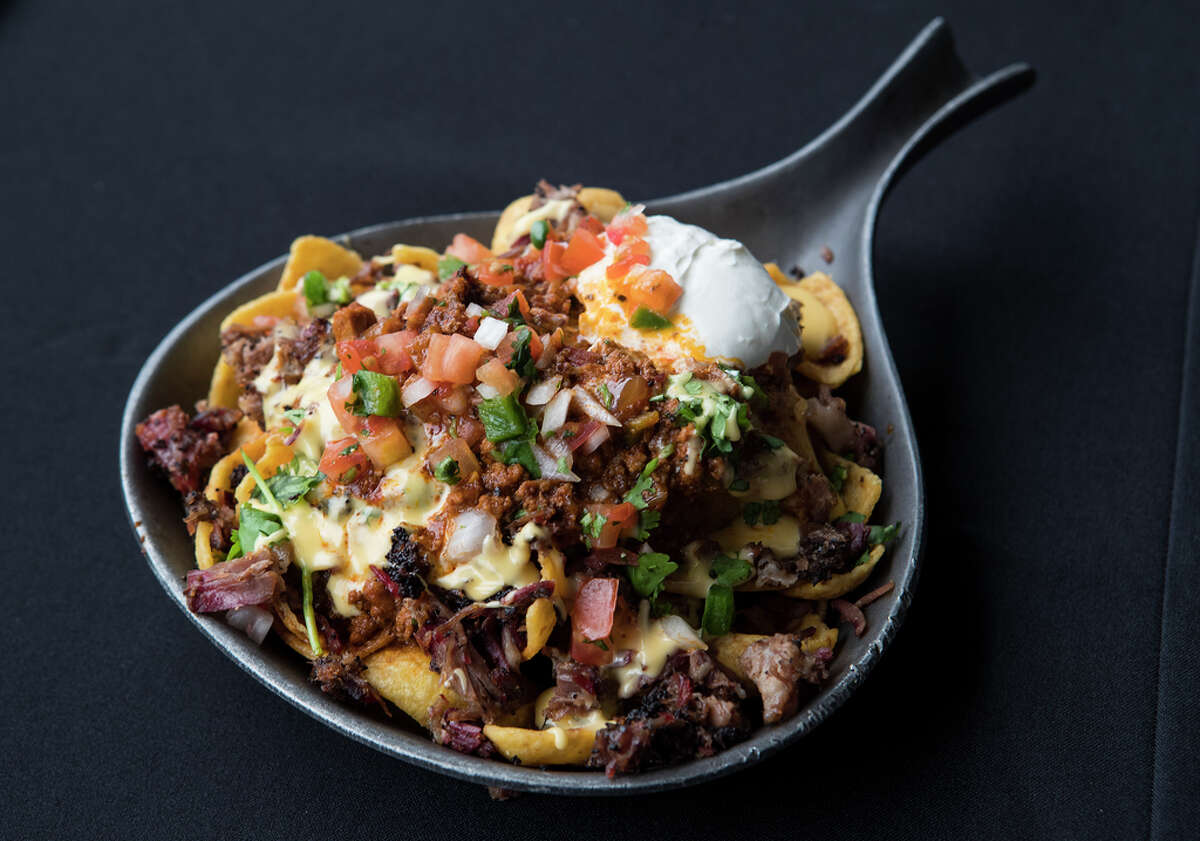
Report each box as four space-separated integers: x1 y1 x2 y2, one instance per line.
226 605 274 644
579 423 611 454
525 376 562 406
541 388 572 436
466 302 487 318
660 614 705 650
532 442 580 482
444 510 498 563
473 316 509 350
476 382 500 399
573 387 621 427
402 375 436 407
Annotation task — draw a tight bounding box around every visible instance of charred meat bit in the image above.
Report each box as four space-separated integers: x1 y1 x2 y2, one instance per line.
385 526 429 598
738 634 829 723
136 404 241 495
277 318 330 384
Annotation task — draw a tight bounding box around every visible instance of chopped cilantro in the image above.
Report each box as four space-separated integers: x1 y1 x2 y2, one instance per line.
683 376 704 396
530 219 549 249
253 456 324 506
477 394 530 442
351 370 400 417
633 509 661 540
649 393 667 403
836 511 866 524
505 327 537 379
854 551 872 567
630 306 672 330
434 457 461 485
226 503 284 560
437 256 467 280
869 522 901 545
495 439 541 477
339 441 359 457
580 510 606 546
711 553 754 588
597 382 614 409
623 457 660 509
828 463 848 492
627 552 678 601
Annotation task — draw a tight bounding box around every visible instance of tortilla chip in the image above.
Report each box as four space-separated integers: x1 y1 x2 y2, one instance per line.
277 235 363 293
490 187 628 252
522 598 556 660
390 244 440 274
483 724 602 767
790 272 864 387
784 544 885 600
364 644 463 728
194 430 268 569
710 619 838 683
815 448 882 521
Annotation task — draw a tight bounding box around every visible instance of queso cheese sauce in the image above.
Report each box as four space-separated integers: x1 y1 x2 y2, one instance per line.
135 180 898 777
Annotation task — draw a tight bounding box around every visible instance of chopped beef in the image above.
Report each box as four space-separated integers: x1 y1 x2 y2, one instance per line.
184 543 290 613
797 521 869 583
384 527 429 598
310 652 376 703
543 656 601 723
220 325 274 387
330 301 377 341
278 318 330 384
237 388 264 427
136 404 241 495
182 489 237 551
738 634 829 723
513 479 581 544
740 542 799 589
589 650 749 776
429 698 496 757
805 385 881 469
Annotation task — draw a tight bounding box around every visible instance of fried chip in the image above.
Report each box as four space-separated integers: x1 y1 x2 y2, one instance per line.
483 723 603 767
277 235 363 293
710 616 839 682
490 187 628 252
765 266 863 388
522 598 556 660
784 544 886 600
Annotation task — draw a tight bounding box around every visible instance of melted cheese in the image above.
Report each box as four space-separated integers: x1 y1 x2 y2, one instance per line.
509 199 575 240
732 444 801 501
433 522 546 601
711 515 801 558
610 605 706 698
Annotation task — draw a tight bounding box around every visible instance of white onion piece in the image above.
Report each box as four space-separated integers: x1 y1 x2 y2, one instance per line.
226 605 274 644
444 510 498 563
402 376 436 407
660 614 705 651
579 423 611 454
573 387 621 427
466 302 487 317
473 316 509 350
532 442 580 481
525 376 561 406
541 388 572 436
476 382 500 399
543 434 571 460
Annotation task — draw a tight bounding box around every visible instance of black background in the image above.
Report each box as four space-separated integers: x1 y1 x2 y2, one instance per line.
3 1 1197 838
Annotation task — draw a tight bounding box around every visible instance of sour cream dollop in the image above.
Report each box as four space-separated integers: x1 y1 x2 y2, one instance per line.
575 215 800 369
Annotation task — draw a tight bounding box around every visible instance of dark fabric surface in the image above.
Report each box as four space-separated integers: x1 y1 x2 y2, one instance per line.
2 1 1196 838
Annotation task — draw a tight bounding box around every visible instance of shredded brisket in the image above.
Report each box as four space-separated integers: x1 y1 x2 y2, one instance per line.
136 404 241 495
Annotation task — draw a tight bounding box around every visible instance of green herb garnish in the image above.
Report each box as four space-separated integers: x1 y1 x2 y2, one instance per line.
836 511 865 524
495 439 541 477
630 306 672 330
700 583 735 636
253 456 324 506
829 463 848 492
580 510 606 546
351 370 400 417
302 270 328 309
623 456 660 510
434 457 461 485
597 382 614 409
437 256 467 280
627 552 678 601
505 327 536 379
868 522 900 545
478 393 530 442
530 219 549 249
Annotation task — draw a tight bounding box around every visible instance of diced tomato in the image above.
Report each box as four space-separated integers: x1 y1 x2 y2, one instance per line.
542 240 568 283
573 577 620 641
327 375 363 435
476 260 517 287
359 416 412 468
336 338 377 375
570 628 613 667
422 333 484 384
605 207 648 246
445 233 492 264
577 214 605 236
373 330 417 375
435 384 471 415
606 237 651 280
621 267 682 314
590 502 637 549
560 229 606 275
319 436 371 485
496 327 543 364
476 357 520 395
491 290 531 323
